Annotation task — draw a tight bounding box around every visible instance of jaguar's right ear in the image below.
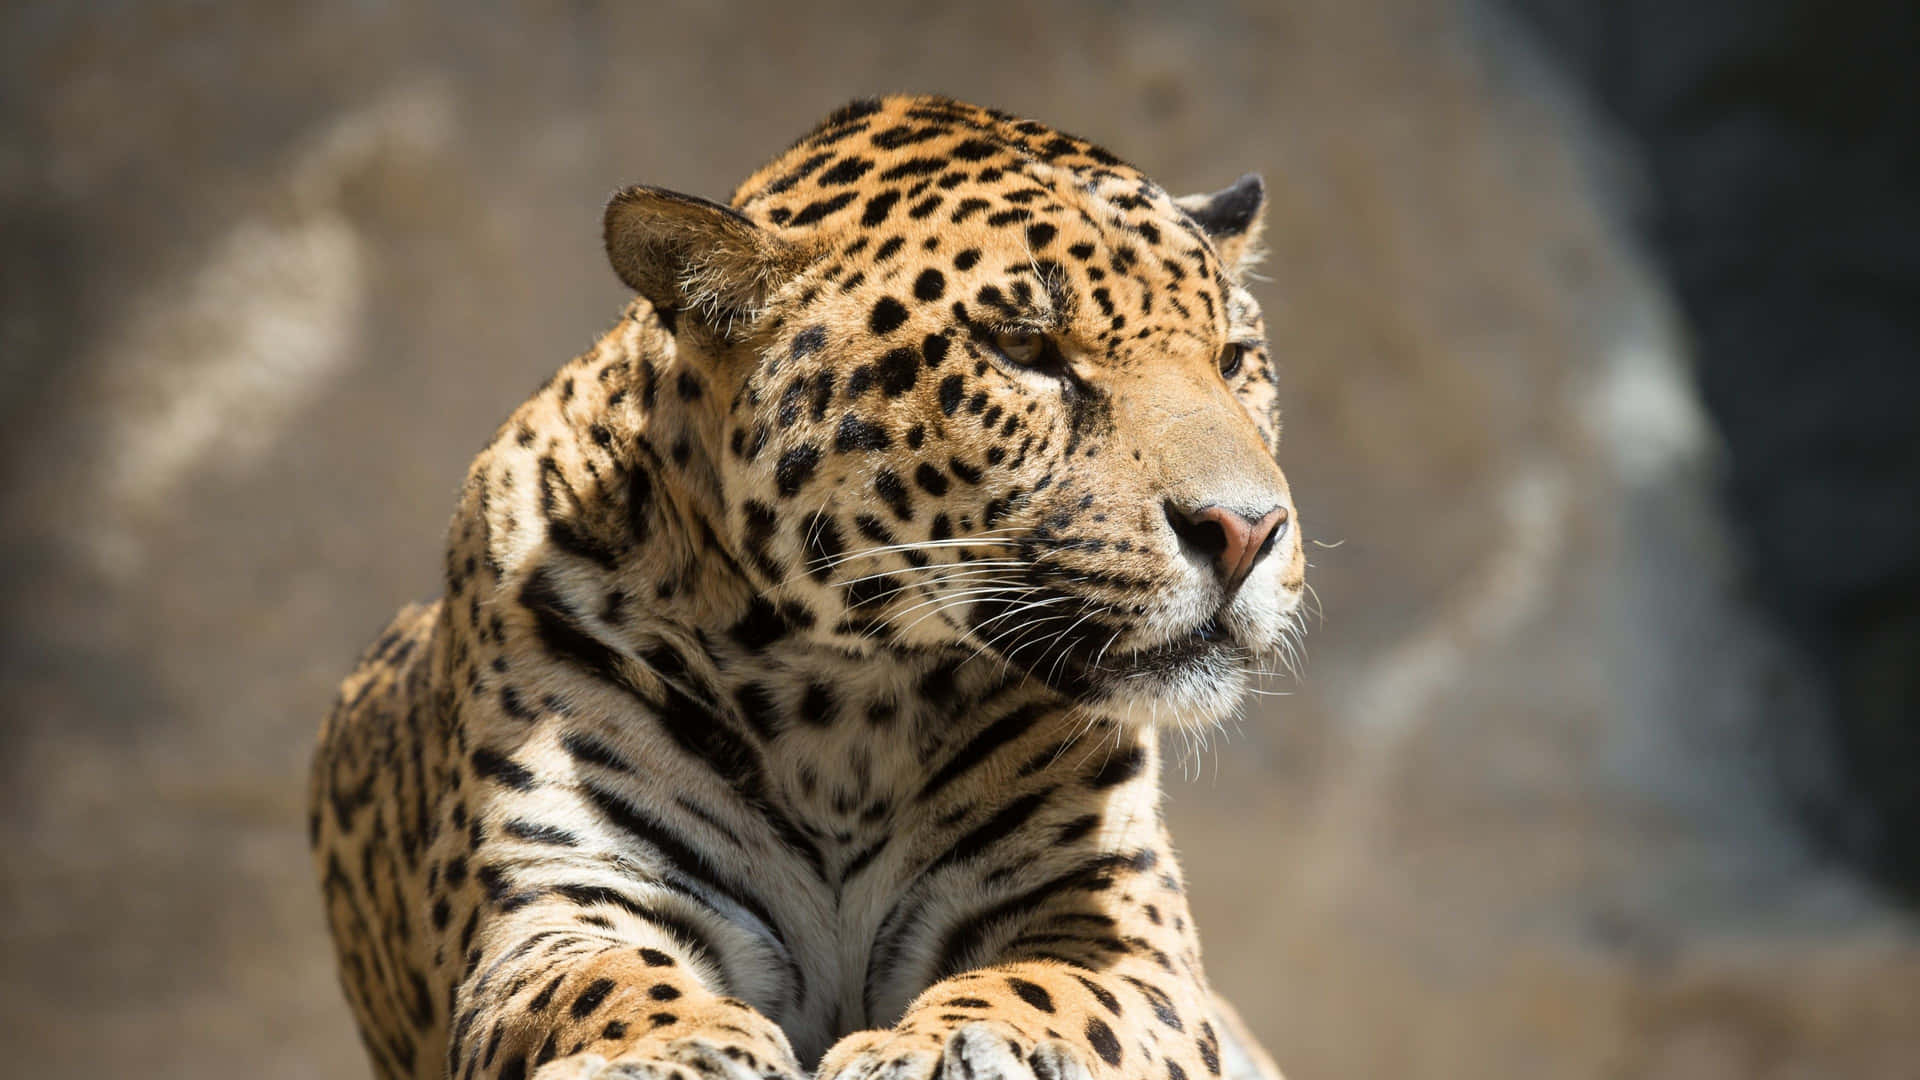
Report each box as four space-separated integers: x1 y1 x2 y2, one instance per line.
603 186 810 330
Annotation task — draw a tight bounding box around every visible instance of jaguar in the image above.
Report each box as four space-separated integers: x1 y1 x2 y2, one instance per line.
310 93 1304 1080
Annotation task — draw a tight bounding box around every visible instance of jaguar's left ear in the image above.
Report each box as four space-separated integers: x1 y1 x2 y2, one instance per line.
604 185 813 332
1176 173 1267 277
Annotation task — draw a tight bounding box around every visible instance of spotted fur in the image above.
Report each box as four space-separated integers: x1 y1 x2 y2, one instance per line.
310 95 1304 1080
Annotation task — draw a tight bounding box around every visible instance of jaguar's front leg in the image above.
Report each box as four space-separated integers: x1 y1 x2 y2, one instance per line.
448 897 804 1080
821 819 1228 1080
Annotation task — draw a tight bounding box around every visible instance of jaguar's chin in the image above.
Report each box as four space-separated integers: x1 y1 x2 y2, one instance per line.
1013 614 1251 722
964 591 1286 726
1072 629 1253 727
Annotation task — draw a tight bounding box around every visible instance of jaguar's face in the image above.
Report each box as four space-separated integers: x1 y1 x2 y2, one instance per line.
607 96 1305 726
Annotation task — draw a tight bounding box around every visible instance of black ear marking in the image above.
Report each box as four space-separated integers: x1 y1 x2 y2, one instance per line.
1175 173 1267 272
1184 174 1263 238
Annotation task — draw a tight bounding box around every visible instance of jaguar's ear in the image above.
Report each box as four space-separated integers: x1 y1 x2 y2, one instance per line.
604 185 810 330
1176 172 1267 277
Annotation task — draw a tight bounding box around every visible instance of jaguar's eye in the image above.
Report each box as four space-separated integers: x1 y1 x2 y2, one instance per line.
1218 342 1247 379
995 330 1048 367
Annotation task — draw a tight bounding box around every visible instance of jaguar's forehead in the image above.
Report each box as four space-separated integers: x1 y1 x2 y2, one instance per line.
729 95 1241 337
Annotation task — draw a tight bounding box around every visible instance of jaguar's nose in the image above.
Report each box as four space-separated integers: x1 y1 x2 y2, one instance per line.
1164 501 1290 593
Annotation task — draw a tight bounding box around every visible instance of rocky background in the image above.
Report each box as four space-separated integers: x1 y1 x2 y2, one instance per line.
3 2 1915 1078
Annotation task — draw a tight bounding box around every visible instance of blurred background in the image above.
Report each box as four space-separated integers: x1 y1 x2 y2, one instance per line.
3 1 1916 1077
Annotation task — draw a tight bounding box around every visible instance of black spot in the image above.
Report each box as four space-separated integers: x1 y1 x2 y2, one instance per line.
1198 1020 1221 1075
792 324 828 357
734 681 780 742
563 732 633 774
776 445 822 496
954 249 981 271
570 978 617 1019
639 947 676 967
1057 813 1100 844
846 364 874 398
836 414 892 452
499 1056 528 1080
922 333 949 369
913 268 947 302
861 190 902 226
818 156 875 185
648 983 683 1001
503 819 579 846
528 974 565 1013
878 155 946 180
800 682 838 726
604 1020 629 1040
1075 973 1123 1016
951 198 991 223
499 685 535 721
729 596 794 650
1008 977 1056 1013
872 123 945 149
913 463 950 496
1026 223 1058 248
878 347 920 396
762 149 833 195
874 469 914 521
823 98 884 127
949 458 984 485
870 297 909 335
789 191 857 227
938 374 965 416
802 511 846 581
471 748 535 790
1127 976 1184 1031
810 371 836 421
677 371 704 401
951 138 998 161
1085 1017 1123 1066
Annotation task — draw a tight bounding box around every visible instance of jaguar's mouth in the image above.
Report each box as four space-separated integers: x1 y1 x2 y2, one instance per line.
1091 616 1235 681
1068 616 1251 725
964 590 1249 715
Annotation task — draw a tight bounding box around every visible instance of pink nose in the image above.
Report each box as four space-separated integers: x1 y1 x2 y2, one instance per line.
1165 502 1289 592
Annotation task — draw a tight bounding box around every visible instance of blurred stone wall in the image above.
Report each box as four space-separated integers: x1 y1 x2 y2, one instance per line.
2 2 1915 1078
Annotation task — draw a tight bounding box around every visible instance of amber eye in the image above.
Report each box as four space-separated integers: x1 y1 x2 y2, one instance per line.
1218 342 1247 379
994 330 1049 368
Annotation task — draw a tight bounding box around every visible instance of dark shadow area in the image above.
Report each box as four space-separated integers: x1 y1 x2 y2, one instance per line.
1505 0 1920 900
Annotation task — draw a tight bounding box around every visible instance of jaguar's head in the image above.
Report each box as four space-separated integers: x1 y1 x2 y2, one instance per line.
604 96 1304 726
